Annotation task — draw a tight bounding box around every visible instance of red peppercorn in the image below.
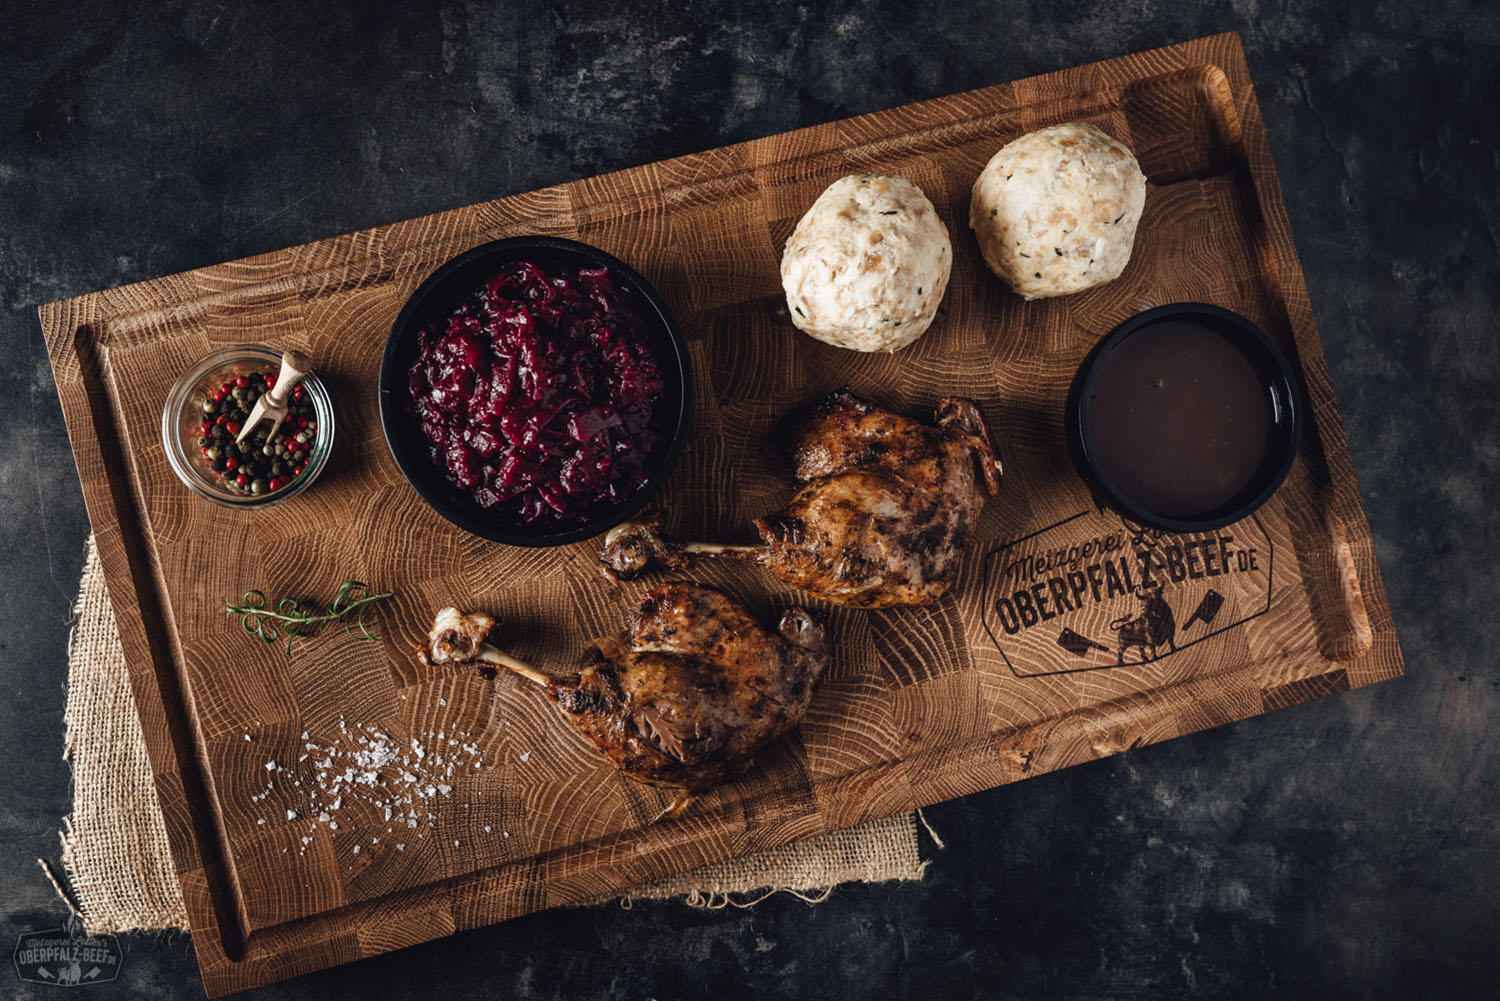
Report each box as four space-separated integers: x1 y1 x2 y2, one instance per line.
215 414 228 425
293 464 304 476
224 457 239 472
200 421 213 434
236 474 249 487
297 417 308 428
225 420 241 435
292 385 304 401
268 477 284 491
283 413 294 423
212 389 227 403
235 374 249 388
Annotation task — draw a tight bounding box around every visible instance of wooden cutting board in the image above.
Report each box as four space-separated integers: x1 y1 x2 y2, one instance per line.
38 32 1402 997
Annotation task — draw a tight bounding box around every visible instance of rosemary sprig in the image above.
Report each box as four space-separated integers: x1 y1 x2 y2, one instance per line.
226 581 392 656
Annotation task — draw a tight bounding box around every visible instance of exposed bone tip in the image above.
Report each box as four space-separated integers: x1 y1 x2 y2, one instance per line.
426 607 496 665
778 606 828 654
598 519 668 582
653 790 697 822
605 520 647 547
418 606 550 686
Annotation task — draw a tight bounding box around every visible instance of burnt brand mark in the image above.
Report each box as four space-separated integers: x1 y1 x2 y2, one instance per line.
980 509 1273 677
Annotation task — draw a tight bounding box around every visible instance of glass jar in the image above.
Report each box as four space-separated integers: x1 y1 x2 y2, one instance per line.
161 344 335 508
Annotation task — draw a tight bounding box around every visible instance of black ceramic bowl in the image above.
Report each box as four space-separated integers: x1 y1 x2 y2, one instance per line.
378 236 693 546
1065 302 1302 533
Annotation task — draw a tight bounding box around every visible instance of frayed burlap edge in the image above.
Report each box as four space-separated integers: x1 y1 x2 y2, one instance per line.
594 810 938 909
45 536 931 935
52 537 190 933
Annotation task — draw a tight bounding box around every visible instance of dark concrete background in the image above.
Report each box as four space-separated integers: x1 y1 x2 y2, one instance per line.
3 1 1496 998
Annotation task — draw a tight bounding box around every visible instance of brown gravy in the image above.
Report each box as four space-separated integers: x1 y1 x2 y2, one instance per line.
1087 319 1273 518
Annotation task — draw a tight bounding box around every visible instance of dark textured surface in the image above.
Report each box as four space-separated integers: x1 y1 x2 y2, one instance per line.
3 2 1496 998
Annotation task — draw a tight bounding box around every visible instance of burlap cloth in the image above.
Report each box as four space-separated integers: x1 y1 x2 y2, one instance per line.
46 536 932 935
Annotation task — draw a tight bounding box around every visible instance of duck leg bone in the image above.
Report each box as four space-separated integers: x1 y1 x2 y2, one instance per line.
598 520 762 583
418 607 551 686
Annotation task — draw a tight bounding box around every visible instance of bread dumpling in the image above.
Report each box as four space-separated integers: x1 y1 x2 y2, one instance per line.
780 174 951 353
969 123 1146 300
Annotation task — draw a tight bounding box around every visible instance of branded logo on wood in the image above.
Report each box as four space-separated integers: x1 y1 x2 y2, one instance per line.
981 509 1273 677
13 913 123 987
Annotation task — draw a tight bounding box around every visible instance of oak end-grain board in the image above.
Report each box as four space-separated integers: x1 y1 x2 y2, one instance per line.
39 33 1402 997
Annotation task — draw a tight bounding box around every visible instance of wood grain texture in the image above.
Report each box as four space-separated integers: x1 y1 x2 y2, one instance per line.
36 33 1403 998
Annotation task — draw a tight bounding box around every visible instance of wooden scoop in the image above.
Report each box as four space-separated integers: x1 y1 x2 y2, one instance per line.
235 349 312 445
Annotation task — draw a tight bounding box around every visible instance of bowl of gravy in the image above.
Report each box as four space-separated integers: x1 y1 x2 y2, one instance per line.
1065 302 1302 532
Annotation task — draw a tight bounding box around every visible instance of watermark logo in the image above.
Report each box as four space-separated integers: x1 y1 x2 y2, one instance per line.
13 913 123 988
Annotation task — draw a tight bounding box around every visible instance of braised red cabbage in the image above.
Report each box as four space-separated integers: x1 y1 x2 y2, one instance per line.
405 260 667 527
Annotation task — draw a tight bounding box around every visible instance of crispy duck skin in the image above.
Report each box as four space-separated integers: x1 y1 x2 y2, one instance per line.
417 584 829 816
547 583 828 793
599 388 1003 607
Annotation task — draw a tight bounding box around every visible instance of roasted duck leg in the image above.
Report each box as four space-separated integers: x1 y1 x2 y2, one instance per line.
419 583 829 819
599 388 1003 607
